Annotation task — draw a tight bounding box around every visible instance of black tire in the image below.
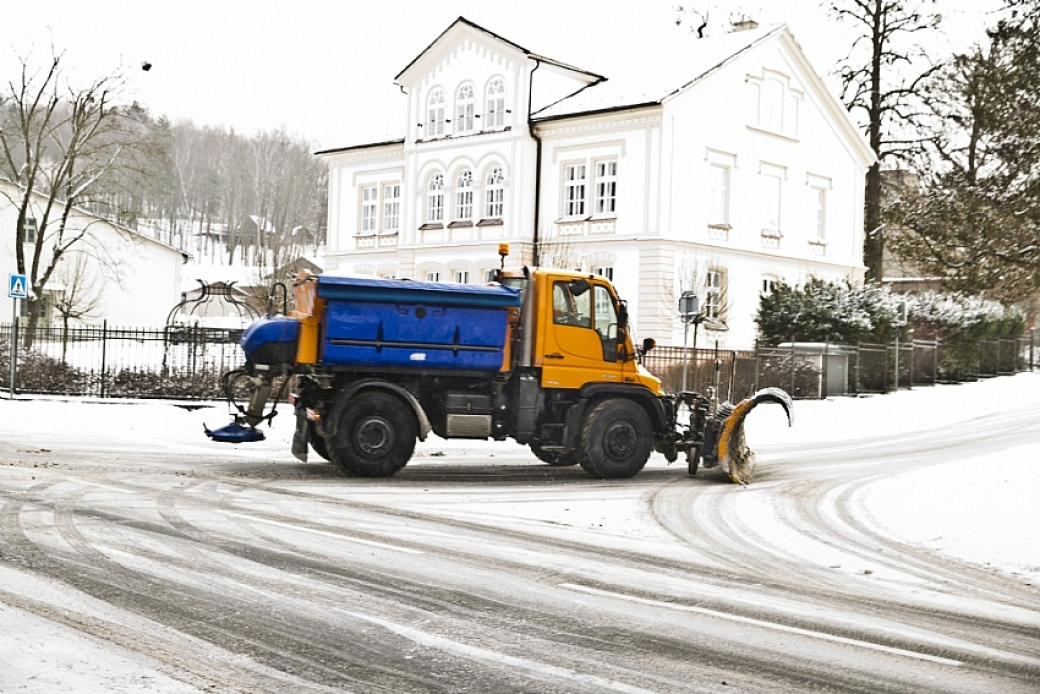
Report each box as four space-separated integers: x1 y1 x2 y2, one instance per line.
308 422 331 462
329 391 417 477
578 399 653 479
530 442 579 467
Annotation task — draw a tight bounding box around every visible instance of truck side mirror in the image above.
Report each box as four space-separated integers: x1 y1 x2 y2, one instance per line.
641 337 656 354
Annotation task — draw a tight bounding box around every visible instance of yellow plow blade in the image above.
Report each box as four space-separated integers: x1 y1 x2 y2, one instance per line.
717 387 793 485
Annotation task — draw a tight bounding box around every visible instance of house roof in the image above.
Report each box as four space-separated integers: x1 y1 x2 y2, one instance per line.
318 17 874 166
531 24 783 120
394 16 604 87
0 178 188 262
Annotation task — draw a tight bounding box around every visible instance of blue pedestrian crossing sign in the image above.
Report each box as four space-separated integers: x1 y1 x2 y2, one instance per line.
8 273 27 299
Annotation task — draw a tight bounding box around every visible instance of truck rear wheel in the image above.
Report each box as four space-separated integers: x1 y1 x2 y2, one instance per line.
330 391 417 477
578 399 652 479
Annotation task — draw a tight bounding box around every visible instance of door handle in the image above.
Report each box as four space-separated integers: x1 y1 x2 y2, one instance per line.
545 353 565 359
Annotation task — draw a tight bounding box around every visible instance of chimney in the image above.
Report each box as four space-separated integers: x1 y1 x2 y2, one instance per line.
731 18 759 32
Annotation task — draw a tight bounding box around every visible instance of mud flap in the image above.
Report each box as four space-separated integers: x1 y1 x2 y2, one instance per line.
291 405 309 462
717 387 793 485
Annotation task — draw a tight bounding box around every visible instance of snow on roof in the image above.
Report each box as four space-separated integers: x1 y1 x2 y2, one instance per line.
533 23 784 120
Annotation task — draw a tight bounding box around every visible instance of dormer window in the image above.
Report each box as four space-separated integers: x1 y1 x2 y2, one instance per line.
455 83 475 134
426 88 446 137
485 77 506 129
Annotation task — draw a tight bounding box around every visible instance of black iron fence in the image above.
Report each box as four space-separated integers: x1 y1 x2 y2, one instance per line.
641 336 1033 401
1 322 245 399
1 321 1034 401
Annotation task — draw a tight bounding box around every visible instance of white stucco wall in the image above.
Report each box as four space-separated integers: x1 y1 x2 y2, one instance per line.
1 186 183 327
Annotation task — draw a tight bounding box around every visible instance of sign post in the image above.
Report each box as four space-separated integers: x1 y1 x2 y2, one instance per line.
8 273 27 399
679 291 699 393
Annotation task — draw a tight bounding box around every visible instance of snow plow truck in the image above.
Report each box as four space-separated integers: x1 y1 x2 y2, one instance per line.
206 256 791 484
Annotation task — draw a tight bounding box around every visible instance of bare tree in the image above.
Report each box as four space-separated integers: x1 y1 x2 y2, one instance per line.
830 0 942 282
674 254 731 334
51 251 101 359
0 49 155 346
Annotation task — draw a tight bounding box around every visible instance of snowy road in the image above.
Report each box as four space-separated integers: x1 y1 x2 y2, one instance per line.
1 375 1038 693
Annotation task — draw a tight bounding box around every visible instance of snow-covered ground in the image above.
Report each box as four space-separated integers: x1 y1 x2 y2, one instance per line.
745 372 1040 583
1 372 1038 692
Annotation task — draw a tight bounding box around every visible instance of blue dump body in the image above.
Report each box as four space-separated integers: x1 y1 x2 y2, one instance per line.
316 276 521 372
239 276 522 372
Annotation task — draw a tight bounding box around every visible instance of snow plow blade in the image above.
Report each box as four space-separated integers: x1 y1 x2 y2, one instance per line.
716 387 793 485
204 422 266 443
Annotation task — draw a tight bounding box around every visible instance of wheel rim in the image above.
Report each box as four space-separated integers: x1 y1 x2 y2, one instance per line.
604 421 637 458
356 416 394 456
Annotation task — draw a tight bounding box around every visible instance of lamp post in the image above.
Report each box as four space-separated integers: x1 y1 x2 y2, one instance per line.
679 291 699 392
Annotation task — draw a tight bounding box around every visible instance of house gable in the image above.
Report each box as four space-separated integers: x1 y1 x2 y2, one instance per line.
396 17 603 145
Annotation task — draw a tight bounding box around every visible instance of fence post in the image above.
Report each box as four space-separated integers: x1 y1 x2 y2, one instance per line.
789 344 796 397
1031 328 1035 371
100 320 108 399
821 341 828 398
908 334 915 389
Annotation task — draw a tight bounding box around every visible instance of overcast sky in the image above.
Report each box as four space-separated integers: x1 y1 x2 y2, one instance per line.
5 0 1004 150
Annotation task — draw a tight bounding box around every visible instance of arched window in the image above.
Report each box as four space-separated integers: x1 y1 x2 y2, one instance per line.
485 78 506 129
426 88 445 137
485 166 505 219
455 83 475 133
455 169 474 221
426 173 444 223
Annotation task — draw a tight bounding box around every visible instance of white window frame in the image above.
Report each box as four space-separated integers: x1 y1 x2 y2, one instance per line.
382 183 400 234
21 217 38 244
425 271 441 283
705 269 724 321
748 69 801 139
594 266 614 281
485 77 506 129
708 162 731 227
758 163 785 236
455 169 474 222
807 175 830 242
761 276 779 296
594 159 617 216
563 163 587 218
426 88 445 137
453 270 470 284
485 167 505 219
360 185 378 234
455 83 475 134
426 173 444 223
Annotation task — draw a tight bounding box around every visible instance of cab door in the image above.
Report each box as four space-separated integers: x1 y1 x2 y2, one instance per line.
539 277 624 390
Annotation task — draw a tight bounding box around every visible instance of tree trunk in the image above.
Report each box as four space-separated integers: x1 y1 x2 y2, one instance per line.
863 162 884 282
22 297 42 350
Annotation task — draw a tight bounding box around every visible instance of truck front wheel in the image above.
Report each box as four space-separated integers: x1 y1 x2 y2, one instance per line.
578 399 652 479
330 391 417 477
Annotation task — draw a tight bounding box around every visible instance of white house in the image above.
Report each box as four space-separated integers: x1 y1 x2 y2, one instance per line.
319 18 876 348
1 180 185 327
